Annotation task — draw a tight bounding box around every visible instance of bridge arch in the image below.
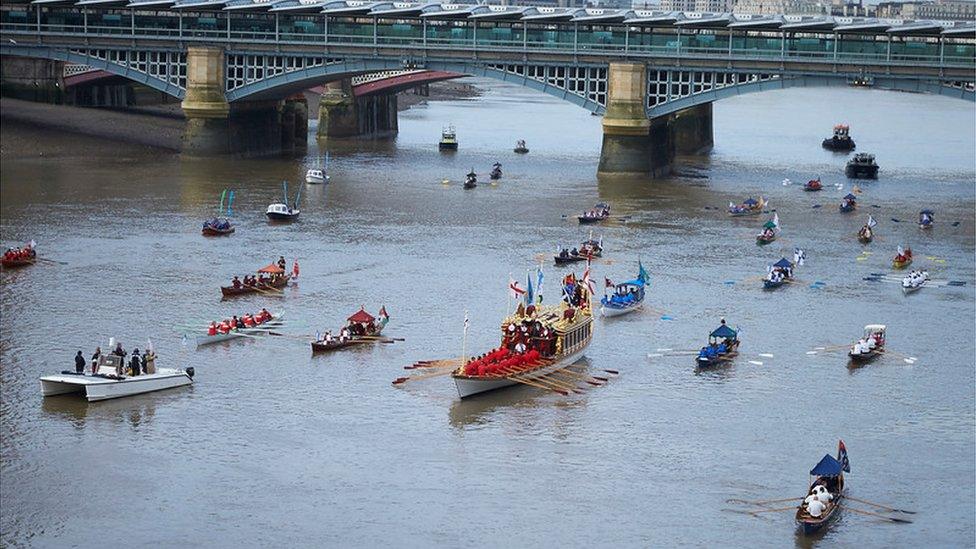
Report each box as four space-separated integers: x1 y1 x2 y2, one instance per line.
225 57 607 112
1 44 186 99
646 72 975 118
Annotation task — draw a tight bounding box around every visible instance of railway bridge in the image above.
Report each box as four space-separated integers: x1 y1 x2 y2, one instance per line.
2 0 973 174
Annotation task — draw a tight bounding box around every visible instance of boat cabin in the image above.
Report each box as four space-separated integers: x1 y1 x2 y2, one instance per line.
832 124 850 139
267 203 296 215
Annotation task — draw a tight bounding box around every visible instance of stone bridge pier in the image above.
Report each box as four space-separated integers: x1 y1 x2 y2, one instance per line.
598 62 713 178
181 46 306 156
316 79 398 140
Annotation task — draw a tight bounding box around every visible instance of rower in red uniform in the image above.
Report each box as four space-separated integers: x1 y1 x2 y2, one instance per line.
232 276 242 289
219 320 231 334
242 314 254 328
208 322 218 336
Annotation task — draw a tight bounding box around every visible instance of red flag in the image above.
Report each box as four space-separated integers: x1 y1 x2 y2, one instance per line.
379 306 389 319
292 260 300 278
509 278 526 299
605 277 613 288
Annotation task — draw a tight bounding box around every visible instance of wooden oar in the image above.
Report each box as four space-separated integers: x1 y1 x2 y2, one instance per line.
548 368 604 386
35 257 68 265
846 507 913 524
496 365 581 393
845 496 916 514
503 373 571 396
727 497 800 506
746 506 796 515
392 367 457 385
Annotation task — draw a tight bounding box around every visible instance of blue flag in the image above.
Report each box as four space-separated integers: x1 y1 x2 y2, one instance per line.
525 271 534 306
536 266 544 304
638 260 649 285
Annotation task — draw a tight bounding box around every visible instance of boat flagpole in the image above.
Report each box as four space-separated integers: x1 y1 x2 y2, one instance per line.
461 310 469 367
227 190 235 217
218 189 227 215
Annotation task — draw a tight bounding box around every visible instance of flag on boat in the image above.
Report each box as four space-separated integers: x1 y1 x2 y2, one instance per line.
867 215 877 228
582 262 595 295
837 439 851 473
28 239 36 249
219 189 227 214
463 310 469 334
227 190 234 217
772 213 779 228
379 306 389 320
535 266 544 304
508 277 525 300
638 260 650 285
605 277 613 288
897 245 905 256
524 271 534 306
292 260 300 279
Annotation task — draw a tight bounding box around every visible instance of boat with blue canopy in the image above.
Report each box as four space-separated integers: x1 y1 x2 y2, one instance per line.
763 249 804 289
839 193 858 213
695 320 740 368
600 261 648 317
795 440 850 535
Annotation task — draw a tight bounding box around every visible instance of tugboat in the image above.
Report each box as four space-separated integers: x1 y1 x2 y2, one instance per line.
463 169 477 190
489 162 502 180
846 153 879 179
514 139 529 154
822 124 855 151
439 125 458 151
266 181 301 222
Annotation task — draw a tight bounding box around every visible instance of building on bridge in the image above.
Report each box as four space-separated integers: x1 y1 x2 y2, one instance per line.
875 0 976 21
2 1 973 174
733 0 827 16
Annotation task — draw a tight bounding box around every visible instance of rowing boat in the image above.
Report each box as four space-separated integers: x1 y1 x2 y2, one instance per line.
892 247 912 269
695 322 739 368
221 275 290 297
195 312 285 346
578 202 611 224
796 441 849 535
1 257 36 268
600 260 648 318
311 307 390 354
848 324 885 363
202 223 235 236
728 197 766 217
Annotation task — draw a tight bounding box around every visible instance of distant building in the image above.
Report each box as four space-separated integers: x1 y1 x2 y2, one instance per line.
875 0 976 21
661 0 734 11
732 0 827 15
827 0 869 16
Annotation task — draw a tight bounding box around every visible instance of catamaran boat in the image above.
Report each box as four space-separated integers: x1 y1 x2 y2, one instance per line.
40 352 193 402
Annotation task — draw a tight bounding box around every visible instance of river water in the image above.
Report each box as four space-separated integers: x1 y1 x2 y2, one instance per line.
1 82 974 547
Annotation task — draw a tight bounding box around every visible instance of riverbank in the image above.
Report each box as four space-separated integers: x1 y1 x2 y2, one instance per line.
0 97 183 159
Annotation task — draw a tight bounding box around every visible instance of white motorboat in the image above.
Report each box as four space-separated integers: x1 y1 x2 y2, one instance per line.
195 312 285 346
40 354 193 402
267 181 301 221
305 169 329 184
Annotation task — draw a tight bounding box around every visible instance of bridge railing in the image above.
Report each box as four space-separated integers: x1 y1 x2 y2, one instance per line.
2 11 974 69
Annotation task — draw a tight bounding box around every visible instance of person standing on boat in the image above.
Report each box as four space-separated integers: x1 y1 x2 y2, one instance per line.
74 351 86 374
277 256 286 270
129 349 141 377
90 347 101 374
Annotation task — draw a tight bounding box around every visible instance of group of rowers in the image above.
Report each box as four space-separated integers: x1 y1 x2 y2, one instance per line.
461 316 558 376
319 321 379 344
851 330 884 355
207 309 274 335
3 245 35 261
231 274 283 288
580 208 609 219
767 264 793 283
902 269 929 288
74 343 156 377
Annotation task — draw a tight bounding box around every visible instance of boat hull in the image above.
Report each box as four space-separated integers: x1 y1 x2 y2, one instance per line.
902 284 923 294
305 175 328 184
756 236 776 245
600 301 642 317
822 138 855 151
514 148 529 154
453 349 585 399
220 276 290 297
848 349 881 362
40 369 192 402
202 226 235 236
196 314 285 346
439 142 458 151
845 165 879 179
1 258 36 268
763 279 787 289
796 502 842 535
577 216 608 224
892 258 912 269
266 211 299 221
